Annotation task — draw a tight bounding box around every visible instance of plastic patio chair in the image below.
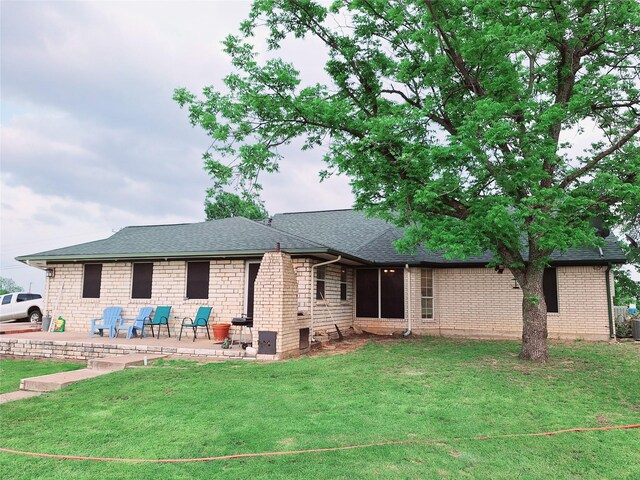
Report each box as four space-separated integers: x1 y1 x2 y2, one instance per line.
90 307 122 338
116 306 153 339
143 306 172 338
179 306 212 341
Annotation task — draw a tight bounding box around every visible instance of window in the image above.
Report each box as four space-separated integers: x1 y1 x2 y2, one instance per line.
132 263 153 299
543 267 559 313
16 293 40 302
82 264 102 298
21 293 41 300
381 269 404 318
421 268 434 319
356 269 378 317
1 295 12 305
340 267 348 301
316 266 326 300
186 261 210 299
356 268 405 319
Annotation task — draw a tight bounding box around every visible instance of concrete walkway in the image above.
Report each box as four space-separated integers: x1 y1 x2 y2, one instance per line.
0 322 41 335
0 352 167 404
0 390 44 404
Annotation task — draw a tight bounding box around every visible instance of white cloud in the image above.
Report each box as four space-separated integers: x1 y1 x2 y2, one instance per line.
0 0 354 294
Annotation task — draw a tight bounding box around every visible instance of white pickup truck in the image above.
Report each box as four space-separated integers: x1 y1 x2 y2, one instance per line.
0 292 44 323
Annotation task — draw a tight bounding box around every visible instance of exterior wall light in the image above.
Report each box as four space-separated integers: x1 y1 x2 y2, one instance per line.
46 268 55 278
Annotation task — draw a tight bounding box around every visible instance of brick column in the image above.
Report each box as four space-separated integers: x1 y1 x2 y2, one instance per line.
253 250 300 357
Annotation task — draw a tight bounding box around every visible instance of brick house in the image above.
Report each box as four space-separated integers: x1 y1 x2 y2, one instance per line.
17 210 625 357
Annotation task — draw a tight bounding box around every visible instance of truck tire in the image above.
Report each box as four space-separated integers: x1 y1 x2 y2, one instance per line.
29 309 42 324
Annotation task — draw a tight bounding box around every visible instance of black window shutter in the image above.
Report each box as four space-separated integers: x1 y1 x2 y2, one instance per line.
83 264 102 298
543 268 559 313
187 261 210 299
132 263 153 299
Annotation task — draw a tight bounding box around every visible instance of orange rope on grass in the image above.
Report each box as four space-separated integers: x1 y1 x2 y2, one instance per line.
1 423 638 463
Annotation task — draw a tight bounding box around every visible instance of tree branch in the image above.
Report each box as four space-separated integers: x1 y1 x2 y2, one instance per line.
559 121 640 188
423 0 485 96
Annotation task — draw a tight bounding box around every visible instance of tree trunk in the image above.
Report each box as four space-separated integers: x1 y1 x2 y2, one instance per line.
519 269 549 362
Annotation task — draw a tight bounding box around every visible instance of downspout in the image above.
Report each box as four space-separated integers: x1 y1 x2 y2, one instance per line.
310 256 341 341
403 264 412 336
606 264 616 339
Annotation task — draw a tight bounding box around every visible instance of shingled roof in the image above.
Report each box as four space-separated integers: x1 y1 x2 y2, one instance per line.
268 210 626 266
17 217 333 263
17 209 626 266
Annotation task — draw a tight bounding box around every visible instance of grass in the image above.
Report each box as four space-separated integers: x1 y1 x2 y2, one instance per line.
0 337 638 479
0 359 84 394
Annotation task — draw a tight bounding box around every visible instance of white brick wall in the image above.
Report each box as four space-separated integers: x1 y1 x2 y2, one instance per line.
292 258 353 338
253 251 299 355
44 260 248 335
356 266 612 340
45 260 612 342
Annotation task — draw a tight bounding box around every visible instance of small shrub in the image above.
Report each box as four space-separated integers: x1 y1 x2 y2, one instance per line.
615 317 632 338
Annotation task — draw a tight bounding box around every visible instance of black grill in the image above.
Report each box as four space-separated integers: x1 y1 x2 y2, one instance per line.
232 316 253 349
232 316 253 328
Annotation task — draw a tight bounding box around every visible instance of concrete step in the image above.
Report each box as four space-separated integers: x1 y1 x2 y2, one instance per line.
0 390 44 404
19 353 168 393
20 368 115 392
87 353 166 370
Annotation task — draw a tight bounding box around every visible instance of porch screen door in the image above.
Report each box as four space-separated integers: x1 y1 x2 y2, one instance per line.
246 263 260 318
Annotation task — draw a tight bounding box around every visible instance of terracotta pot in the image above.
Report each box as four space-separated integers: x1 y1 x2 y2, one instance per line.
213 323 231 342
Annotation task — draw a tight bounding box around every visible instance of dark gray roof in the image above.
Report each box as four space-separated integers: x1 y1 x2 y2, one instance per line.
17 209 626 266
268 210 626 266
17 217 329 262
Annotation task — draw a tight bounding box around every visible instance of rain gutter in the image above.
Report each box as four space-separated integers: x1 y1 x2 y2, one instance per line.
606 264 615 339
403 264 412 337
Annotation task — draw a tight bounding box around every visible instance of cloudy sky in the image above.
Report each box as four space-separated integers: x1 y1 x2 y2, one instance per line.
1 0 353 293
2 1 637 294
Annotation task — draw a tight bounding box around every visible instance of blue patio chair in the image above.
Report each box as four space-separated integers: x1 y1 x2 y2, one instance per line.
179 306 212 341
143 306 172 338
90 307 122 338
116 306 153 339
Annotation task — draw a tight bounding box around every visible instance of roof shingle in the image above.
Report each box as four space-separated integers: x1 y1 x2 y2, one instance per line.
17 209 626 265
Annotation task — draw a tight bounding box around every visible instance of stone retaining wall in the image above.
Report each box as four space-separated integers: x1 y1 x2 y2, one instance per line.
0 338 274 361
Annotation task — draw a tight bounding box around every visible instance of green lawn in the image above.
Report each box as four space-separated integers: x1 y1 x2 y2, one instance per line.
0 337 638 479
0 359 84 394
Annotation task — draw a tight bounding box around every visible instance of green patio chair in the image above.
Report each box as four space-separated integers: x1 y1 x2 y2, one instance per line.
179 306 212 341
90 307 122 338
116 306 153 339
143 306 172 338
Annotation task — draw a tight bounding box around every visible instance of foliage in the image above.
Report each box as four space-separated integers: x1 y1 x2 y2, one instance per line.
615 311 640 338
204 189 268 220
0 276 23 295
1 338 639 479
614 223 640 305
614 267 640 306
175 0 640 360
615 314 632 338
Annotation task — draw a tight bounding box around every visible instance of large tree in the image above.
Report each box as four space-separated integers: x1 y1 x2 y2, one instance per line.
0 276 23 295
205 189 268 221
614 216 640 305
175 0 640 361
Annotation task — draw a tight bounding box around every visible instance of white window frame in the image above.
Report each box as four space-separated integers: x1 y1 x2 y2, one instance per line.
421 268 434 319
